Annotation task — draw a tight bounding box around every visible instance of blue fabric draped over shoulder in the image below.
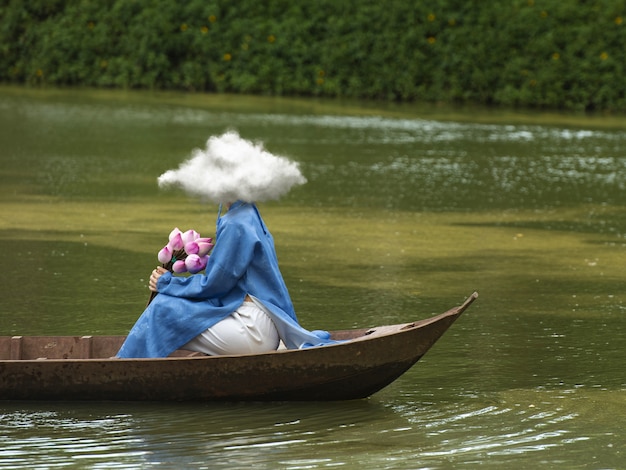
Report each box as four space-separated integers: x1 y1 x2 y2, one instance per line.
117 201 336 358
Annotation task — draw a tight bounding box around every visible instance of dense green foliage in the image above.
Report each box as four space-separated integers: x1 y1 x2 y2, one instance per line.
1 0 624 111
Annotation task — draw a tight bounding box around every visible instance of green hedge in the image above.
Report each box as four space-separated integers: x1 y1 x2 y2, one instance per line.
1 0 624 111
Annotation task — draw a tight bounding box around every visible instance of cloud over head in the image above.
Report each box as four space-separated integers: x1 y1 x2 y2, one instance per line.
158 131 307 203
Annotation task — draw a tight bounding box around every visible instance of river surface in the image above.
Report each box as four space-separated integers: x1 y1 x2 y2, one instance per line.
0 86 624 468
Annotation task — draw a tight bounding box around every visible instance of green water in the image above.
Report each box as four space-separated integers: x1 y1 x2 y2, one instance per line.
0 86 624 468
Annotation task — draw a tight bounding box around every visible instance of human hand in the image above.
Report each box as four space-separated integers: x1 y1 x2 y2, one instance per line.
149 267 166 292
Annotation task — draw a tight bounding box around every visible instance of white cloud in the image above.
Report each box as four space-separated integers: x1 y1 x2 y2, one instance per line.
158 130 306 203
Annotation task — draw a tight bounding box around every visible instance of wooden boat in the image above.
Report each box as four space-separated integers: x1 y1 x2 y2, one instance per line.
0 292 477 402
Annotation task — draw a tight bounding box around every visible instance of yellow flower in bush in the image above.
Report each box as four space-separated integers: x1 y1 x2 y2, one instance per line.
268 34 276 43
600 52 608 60
223 53 232 61
201 26 209 34
615 16 623 25
552 52 560 60
427 36 436 44
208 15 217 23
428 13 436 22
180 23 188 32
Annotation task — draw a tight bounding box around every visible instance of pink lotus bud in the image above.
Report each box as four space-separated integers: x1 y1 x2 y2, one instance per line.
185 254 204 274
199 255 209 270
157 246 172 264
168 227 182 241
182 229 200 244
172 260 187 273
167 232 184 251
196 241 215 257
184 241 199 255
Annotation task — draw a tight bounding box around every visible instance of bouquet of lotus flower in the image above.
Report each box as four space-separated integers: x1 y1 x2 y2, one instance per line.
147 228 215 306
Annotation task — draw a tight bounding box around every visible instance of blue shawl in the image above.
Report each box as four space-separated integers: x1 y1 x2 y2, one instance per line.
117 201 334 358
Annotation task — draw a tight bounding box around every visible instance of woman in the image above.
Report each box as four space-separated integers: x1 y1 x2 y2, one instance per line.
117 132 334 358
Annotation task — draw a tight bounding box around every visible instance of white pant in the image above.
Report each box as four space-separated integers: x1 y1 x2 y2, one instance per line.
182 301 279 355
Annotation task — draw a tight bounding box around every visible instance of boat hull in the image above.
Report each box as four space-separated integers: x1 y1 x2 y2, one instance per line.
0 293 477 401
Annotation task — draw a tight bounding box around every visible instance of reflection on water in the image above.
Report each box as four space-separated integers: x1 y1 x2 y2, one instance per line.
2 386 622 469
389 374 623 468
0 401 386 468
1 87 625 468
3 89 626 211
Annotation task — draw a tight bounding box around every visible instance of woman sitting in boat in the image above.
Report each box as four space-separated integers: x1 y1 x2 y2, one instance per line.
117 131 335 359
